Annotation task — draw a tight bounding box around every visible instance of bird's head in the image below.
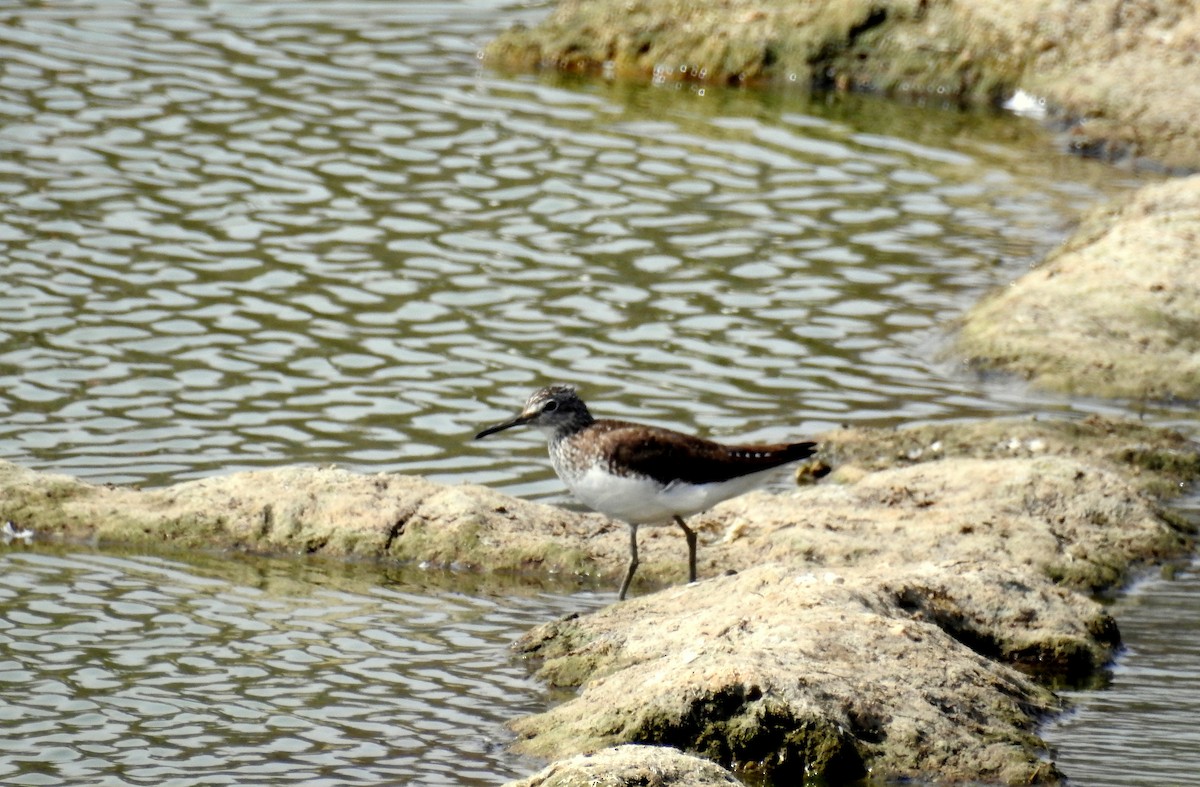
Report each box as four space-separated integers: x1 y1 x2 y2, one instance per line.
475 384 593 440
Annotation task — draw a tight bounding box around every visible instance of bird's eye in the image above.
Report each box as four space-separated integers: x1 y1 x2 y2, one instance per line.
542 400 559 412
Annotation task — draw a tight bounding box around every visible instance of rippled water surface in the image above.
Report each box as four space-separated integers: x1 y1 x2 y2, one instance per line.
1043 557 1200 787
0 0 1164 496
0 548 605 785
1 0 1197 785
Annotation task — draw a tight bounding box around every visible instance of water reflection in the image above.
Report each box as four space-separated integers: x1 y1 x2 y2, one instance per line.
0 548 604 786
0 0 1158 496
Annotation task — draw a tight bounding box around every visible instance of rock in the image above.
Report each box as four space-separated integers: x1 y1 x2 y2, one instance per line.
500 447 1191 783
497 421 1196 783
958 175 1200 400
877 562 1119 679
2 416 1193 594
510 563 1068 784
0 461 597 578
484 0 1200 169
710 455 1191 594
820 415 1200 499
504 744 741 786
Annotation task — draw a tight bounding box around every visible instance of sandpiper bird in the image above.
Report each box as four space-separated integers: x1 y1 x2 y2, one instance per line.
475 384 817 599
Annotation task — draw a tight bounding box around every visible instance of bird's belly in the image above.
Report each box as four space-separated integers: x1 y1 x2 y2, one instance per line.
562 465 768 525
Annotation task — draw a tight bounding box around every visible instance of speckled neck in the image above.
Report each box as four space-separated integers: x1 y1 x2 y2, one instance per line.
546 408 595 445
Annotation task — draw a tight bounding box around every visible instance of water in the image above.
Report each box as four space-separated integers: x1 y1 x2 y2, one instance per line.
0 0 1196 784
1043 492 1200 785
0 548 607 785
0 0 1168 497
1043 559 1200 786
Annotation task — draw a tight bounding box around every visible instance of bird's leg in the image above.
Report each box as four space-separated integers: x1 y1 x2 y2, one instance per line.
674 515 697 583
618 524 639 601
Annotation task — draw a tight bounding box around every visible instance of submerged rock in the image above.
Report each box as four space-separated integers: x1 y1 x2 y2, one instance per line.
959 175 1200 401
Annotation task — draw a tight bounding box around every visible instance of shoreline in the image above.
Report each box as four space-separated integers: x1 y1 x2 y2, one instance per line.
4 415 1197 783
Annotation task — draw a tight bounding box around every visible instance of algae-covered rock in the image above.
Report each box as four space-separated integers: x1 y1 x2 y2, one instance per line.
879 562 1120 681
486 0 1200 169
820 415 1200 498
958 175 1200 400
511 563 1068 783
0 461 596 577
485 0 1011 99
499 415 1196 783
3 414 1194 594
504 744 741 786
707 454 1193 595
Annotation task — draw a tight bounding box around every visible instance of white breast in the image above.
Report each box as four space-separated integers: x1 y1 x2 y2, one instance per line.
557 462 779 526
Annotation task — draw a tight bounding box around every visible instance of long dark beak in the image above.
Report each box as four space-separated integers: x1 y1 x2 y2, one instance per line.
475 411 532 440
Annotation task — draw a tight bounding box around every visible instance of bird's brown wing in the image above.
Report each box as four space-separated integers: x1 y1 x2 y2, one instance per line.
593 421 816 487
